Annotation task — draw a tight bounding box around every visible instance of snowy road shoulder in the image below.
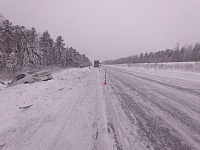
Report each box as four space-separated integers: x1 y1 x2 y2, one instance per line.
0 67 97 150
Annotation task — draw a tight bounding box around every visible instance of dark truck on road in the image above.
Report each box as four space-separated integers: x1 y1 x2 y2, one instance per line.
94 60 100 67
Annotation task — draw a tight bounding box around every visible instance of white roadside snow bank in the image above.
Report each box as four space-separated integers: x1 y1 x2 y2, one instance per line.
113 61 200 73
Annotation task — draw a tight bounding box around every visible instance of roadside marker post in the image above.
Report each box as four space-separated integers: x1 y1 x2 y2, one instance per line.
104 69 107 85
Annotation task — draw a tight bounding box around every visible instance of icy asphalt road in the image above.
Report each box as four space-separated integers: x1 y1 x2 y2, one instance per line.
104 66 200 150
1 66 200 150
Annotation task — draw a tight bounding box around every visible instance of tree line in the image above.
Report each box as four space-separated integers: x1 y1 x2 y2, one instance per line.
102 43 200 65
0 14 91 72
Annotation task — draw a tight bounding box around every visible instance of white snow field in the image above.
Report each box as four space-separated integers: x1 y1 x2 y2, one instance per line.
1 66 200 150
115 61 200 73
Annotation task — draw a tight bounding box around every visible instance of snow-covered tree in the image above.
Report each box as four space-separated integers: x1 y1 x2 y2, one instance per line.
0 20 15 70
27 27 42 66
39 31 53 66
0 13 5 25
54 36 65 65
61 48 67 67
0 17 91 72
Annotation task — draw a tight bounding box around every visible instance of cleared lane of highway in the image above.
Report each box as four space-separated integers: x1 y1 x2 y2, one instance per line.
104 66 200 150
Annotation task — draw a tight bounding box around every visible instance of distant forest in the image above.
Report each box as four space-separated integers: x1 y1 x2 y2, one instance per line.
0 13 91 72
102 42 200 65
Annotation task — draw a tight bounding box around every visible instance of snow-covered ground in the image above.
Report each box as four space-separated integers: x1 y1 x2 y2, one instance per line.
0 68 110 150
115 61 200 73
1 67 137 150
1 66 200 150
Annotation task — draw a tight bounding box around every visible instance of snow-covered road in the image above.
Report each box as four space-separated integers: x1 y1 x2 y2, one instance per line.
105 66 200 150
1 66 200 150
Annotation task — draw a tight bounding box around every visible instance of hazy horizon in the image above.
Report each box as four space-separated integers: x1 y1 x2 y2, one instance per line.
1 0 200 62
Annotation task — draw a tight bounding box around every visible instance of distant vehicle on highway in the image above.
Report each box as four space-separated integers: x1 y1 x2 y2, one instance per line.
94 60 100 67
8 70 53 86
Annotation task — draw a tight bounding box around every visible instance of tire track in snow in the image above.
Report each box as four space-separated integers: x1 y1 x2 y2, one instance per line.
51 68 108 150
93 69 99 150
100 68 146 150
106 68 200 134
113 74 200 134
49 72 94 150
107 67 200 97
111 67 200 115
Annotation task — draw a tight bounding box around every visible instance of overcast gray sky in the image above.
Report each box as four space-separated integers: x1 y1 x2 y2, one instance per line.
1 0 200 62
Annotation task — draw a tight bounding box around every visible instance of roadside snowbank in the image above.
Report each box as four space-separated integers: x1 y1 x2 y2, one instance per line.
113 61 200 73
